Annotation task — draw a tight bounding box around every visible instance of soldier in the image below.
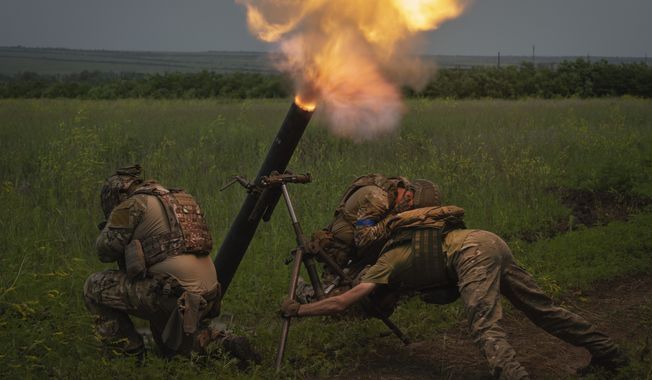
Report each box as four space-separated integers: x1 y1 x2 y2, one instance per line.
282 192 628 379
84 165 259 365
299 174 442 303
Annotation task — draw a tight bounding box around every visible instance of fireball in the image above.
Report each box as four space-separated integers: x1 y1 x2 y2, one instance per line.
238 0 470 139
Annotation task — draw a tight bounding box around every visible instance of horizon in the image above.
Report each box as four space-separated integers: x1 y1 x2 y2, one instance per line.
1 1 650 57
2 45 648 59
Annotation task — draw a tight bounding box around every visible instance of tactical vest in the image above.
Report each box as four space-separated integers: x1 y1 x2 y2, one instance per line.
333 174 409 221
132 183 213 268
381 206 466 292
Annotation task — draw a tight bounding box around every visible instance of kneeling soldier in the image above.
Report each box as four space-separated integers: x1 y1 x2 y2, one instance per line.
282 190 628 379
84 165 259 364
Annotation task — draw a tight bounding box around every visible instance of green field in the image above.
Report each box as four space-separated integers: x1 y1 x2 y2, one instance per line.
1 47 647 75
0 98 651 378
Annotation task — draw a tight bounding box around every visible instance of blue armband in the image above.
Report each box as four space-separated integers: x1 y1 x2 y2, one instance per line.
355 219 377 227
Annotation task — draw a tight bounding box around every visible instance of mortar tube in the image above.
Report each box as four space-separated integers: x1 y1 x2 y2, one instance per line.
214 101 314 296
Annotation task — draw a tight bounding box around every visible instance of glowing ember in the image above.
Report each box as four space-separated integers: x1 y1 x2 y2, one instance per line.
239 0 470 140
294 95 317 112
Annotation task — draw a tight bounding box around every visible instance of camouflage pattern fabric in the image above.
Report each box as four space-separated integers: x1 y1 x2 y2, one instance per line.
301 185 395 299
451 230 620 380
83 269 219 356
100 165 143 219
89 179 220 357
95 194 150 264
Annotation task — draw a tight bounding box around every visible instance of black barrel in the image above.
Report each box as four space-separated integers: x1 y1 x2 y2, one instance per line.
214 101 314 295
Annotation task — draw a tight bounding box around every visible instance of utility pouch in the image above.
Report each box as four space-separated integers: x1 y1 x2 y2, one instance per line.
125 240 147 279
161 291 207 351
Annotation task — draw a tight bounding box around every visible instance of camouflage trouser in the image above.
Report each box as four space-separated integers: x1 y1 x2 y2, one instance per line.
451 230 619 380
83 269 218 356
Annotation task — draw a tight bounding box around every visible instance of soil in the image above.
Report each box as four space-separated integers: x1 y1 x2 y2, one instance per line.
339 273 652 380
558 188 651 228
517 188 650 243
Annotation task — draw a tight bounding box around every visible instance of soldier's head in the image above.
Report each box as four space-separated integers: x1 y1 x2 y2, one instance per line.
100 164 143 218
394 182 415 213
412 179 442 208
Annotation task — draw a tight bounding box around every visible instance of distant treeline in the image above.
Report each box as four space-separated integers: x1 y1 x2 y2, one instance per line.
1 59 651 99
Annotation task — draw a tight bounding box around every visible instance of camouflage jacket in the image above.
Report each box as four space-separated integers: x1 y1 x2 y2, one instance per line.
340 185 395 249
96 194 162 263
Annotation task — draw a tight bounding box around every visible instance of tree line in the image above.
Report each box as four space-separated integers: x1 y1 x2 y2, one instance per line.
1 59 650 99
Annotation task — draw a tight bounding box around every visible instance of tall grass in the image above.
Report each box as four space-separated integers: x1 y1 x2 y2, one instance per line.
0 98 650 378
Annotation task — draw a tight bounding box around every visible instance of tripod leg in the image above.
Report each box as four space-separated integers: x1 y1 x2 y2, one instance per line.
303 255 325 300
275 248 304 372
361 299 411 345
379 315 411 346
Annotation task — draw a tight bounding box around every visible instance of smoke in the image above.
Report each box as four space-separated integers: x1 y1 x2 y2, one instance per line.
238 0 470 140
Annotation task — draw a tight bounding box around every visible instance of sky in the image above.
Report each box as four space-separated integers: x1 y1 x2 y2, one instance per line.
1 0 651 57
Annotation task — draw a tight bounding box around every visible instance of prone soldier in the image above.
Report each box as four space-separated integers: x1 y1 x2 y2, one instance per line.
282 185 629 379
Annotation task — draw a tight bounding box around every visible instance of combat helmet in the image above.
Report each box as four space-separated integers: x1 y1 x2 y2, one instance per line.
412 179 441 208
100 164 143 218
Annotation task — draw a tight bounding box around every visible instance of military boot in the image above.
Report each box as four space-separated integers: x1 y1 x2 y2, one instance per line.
577 347 630 376
194 327 261 368
222 334 262 369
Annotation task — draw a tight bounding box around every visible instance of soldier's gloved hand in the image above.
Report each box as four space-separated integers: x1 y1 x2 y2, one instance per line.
280 297 301 318
306 230 333 255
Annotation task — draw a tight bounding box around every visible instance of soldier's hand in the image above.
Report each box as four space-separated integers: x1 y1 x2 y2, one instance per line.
280 297 301 318
306 230 333 255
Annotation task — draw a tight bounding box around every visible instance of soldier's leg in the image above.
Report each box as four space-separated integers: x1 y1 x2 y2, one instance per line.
500 259 621 358
452 231 530 380
84 270 177 354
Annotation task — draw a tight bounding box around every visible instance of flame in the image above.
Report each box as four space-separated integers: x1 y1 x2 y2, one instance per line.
238 0 471 140
295 95 317 112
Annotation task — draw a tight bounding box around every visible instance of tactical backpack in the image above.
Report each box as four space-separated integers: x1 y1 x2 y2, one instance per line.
124 182 213 278
333 173 410 221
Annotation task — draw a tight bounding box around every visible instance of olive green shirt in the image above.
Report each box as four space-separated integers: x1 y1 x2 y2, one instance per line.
96 192 218 294
361 229 475 289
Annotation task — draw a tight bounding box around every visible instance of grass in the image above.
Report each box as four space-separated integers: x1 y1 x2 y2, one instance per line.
0 97 650 378
1 47 647 75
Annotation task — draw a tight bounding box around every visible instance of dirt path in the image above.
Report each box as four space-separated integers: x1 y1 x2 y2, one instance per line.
340 273 652 380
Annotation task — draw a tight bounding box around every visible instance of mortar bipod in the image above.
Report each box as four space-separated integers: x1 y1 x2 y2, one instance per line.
261 171 328 371
221 171 326 370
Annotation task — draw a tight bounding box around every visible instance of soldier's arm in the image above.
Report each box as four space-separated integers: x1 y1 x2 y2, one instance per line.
297 282 377 316
95 197 145 263
352 190 392 248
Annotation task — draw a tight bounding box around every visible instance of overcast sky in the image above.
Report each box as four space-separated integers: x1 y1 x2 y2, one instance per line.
1 0 650 57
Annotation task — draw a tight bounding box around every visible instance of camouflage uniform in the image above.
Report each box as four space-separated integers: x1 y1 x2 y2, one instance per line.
297 175 410 303
361 208 623 380
84 183 221 357
330 184 397 263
